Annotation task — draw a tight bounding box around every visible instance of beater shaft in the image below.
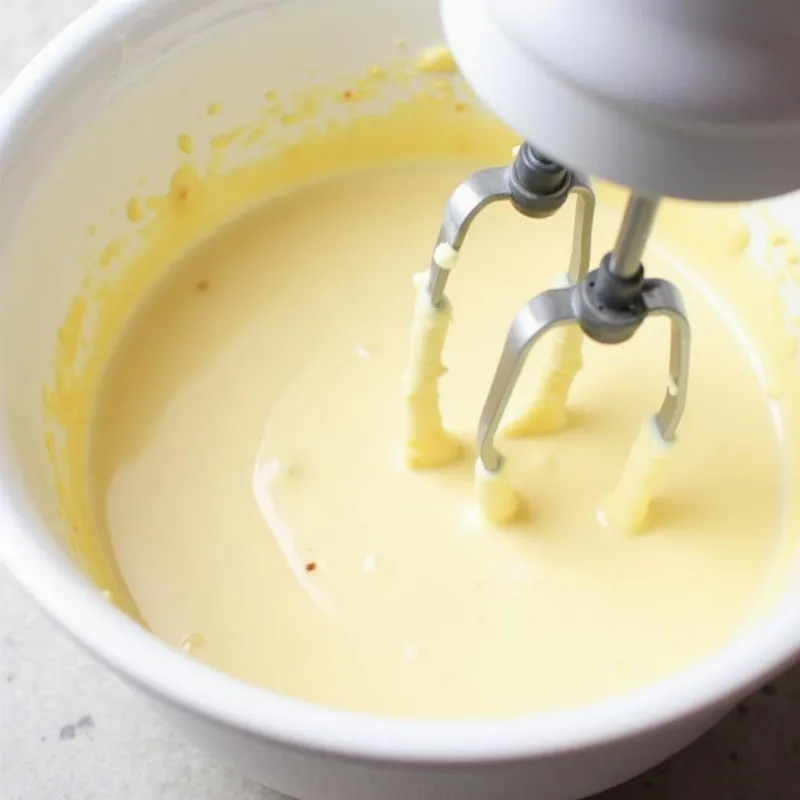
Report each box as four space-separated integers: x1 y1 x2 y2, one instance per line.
610 195 659 278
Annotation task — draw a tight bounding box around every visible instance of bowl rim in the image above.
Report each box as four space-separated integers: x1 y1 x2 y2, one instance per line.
1 0 800 765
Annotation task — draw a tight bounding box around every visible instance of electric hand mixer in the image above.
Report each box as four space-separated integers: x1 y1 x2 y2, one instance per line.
413 0 800 527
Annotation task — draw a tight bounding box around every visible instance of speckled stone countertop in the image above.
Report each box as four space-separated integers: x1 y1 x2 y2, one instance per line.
2 3 800 799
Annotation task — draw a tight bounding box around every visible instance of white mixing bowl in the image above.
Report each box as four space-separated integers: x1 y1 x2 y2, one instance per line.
1 2 800 799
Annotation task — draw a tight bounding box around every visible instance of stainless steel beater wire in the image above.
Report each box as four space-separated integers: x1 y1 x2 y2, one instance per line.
610 193 661 278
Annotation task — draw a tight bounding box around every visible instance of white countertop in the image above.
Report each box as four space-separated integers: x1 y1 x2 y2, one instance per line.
1 3 800 799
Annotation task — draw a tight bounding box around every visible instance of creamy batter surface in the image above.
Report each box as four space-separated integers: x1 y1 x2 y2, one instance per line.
88 160 789 718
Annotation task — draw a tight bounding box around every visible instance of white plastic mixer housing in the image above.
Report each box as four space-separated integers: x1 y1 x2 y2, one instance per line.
442 0 800 202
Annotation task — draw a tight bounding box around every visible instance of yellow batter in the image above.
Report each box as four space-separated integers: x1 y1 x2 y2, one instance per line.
46 58 800 719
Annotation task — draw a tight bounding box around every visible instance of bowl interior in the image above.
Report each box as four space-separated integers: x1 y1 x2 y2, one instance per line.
0 0 441 585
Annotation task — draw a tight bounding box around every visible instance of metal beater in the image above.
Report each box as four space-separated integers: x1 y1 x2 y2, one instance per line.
425 143 691 477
